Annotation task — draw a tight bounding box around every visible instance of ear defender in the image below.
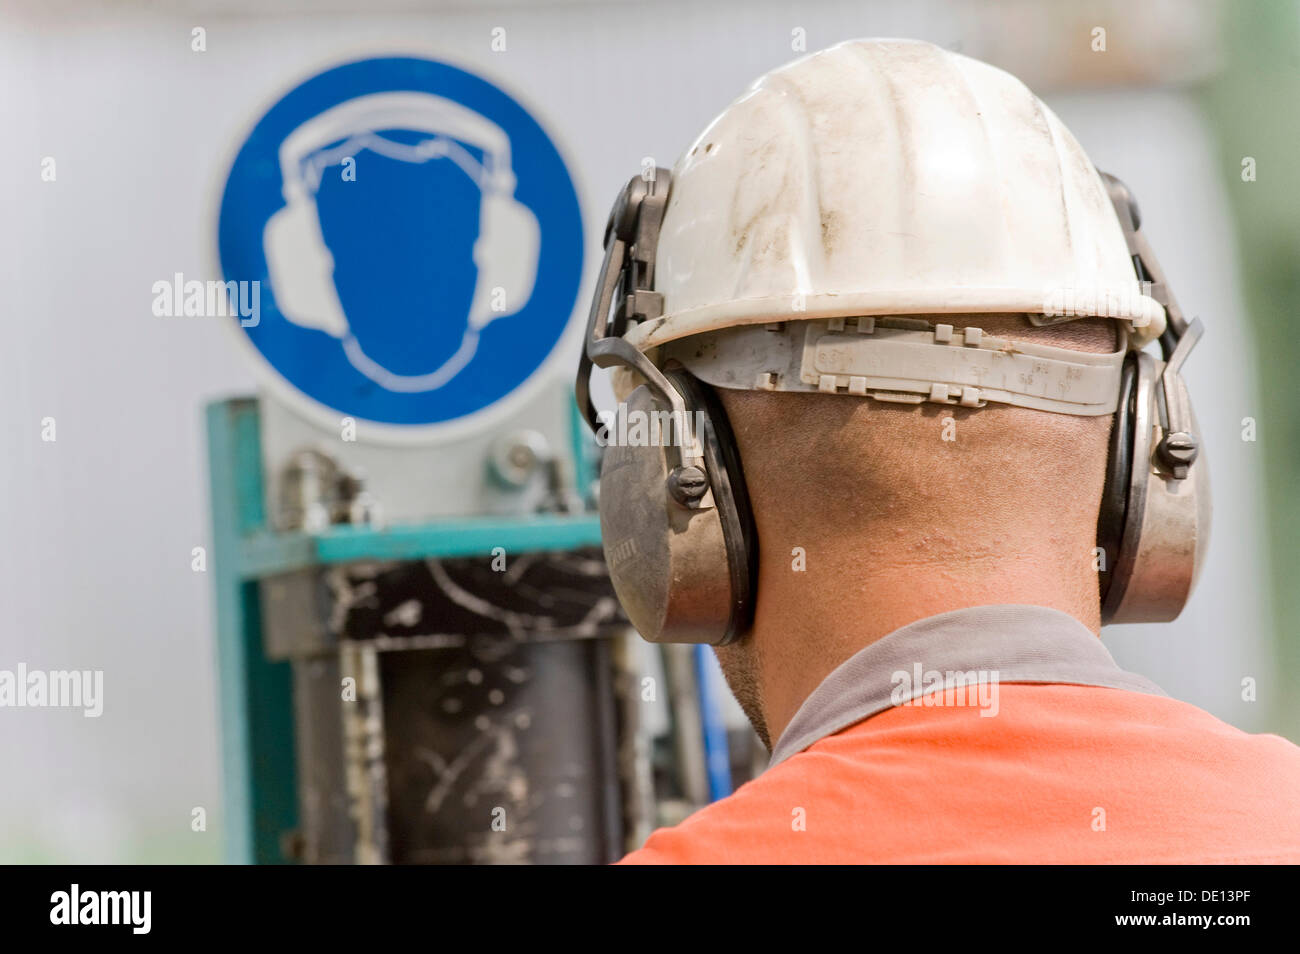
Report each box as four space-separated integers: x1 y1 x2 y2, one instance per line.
577 170 1208 644
1096 173 1209 624
575 169 757 645
595 369 756 645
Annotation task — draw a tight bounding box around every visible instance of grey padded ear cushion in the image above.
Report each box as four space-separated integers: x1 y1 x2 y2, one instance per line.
1097 354 1137 610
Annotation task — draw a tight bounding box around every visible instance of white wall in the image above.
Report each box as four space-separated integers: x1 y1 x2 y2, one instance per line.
0 0 1267 861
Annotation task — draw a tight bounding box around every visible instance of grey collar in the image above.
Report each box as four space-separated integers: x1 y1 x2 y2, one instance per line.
768 604 1166 767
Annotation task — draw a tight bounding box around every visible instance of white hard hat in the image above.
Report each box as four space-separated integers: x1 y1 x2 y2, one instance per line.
628 38 1164 359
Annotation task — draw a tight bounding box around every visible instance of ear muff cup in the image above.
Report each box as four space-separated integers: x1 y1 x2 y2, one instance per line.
596 370 757 645
1098 349 1208 623
1097 353 1137 611
665 370 758 642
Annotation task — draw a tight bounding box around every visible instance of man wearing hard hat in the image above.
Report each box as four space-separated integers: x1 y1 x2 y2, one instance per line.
576 39 1300 863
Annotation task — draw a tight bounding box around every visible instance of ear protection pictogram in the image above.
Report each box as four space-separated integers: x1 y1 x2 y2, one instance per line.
263 91 540 390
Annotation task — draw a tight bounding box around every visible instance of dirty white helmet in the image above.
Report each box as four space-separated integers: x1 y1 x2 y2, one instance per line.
615 38 1167 416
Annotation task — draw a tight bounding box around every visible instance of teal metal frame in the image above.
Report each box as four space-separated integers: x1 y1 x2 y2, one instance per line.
206 397 603 864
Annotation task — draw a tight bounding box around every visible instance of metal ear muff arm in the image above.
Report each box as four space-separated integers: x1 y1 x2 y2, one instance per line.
1156 316 1204 477
574 171 709 491
1100 171 1203 478
1100 172 1189 342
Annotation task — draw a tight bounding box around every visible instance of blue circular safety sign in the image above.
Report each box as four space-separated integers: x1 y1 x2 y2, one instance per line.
218 56 583 436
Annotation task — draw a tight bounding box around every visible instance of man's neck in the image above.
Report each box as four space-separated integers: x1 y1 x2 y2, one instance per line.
751 549 1102 746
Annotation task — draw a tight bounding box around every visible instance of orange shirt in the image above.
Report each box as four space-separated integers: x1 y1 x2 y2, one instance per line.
620 607 1300 864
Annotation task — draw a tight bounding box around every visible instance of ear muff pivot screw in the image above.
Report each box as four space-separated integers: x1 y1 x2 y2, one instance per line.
1159 431 1199 477
668 465 708 504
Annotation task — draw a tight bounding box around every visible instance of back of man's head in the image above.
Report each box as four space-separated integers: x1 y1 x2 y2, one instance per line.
578 38 1206 747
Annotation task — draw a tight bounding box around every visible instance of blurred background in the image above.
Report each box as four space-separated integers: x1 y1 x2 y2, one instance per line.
2 0 1298 863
